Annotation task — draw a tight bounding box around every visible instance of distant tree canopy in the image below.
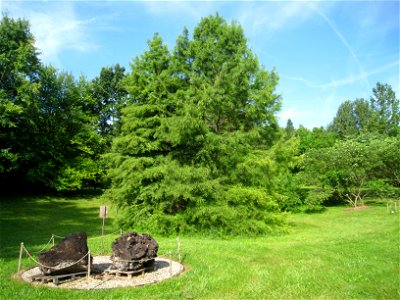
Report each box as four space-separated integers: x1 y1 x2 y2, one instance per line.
332 83 399 137
298 84 399 208
89 64 128 140
285 119 295 139
0 15 123 191
1 16 39 175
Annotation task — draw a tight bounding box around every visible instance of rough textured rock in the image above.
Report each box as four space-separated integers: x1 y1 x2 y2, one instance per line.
110 232 158 271
38 232 92 275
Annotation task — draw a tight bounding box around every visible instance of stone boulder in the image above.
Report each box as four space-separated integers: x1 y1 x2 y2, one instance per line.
110 232 158 271
38 232 92 275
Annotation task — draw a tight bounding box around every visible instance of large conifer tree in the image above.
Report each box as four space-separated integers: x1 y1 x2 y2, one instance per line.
105 15 284 235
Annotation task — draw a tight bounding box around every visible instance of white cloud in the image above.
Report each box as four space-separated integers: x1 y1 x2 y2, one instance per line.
3 1 99 67
282 60 399 90
278 107 313 124
278 85 339 129
308 2 370 90
141 0 220 21
238 1 313 38
141 1 314 40
278 105 336 129
358 2 399 38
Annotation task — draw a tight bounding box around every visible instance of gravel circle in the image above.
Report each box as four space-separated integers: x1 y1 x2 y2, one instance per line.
20 256 184 289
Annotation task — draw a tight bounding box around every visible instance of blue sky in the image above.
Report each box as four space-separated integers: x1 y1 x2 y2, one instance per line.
2 1 399 128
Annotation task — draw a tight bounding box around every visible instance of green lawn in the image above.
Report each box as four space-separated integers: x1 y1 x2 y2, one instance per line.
0 194 399 299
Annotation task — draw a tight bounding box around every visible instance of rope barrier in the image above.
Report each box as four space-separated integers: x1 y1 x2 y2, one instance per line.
110 256 157 263
158 252 180 260
22 244 90 270
31 235 54 254
108 228 124 235
89 231 123 239
53 235 65 239
28 234 65 255
17 233 183 273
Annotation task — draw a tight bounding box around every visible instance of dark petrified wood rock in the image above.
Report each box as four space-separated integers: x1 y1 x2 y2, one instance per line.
38 232 92 275
110 232 158 271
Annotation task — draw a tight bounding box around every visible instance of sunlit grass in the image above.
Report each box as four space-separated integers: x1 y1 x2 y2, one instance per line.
1 194 399 299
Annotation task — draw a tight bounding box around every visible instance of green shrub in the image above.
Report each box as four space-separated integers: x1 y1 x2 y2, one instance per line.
300 188 332 213
114 186 286 237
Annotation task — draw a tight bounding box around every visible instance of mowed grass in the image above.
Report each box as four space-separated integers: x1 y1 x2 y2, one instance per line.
0 194 399 299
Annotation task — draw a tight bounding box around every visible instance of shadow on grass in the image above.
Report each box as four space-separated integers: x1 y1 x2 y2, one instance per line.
0 194 111 260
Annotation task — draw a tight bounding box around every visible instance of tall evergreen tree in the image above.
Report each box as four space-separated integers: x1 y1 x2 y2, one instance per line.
105 15 284 235
370 82 399 136
285 119 295 139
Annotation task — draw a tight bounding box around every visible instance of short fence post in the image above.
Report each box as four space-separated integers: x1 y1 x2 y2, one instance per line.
101 216 105 253
52 234 55 247
17 242 24 273
169 251 172 276
177 237 181 263
87 251 91 281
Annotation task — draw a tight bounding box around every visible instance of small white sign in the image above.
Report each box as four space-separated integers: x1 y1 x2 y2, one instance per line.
99 206 108 218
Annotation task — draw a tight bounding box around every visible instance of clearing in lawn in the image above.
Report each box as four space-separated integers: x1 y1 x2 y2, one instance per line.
0 194 399 299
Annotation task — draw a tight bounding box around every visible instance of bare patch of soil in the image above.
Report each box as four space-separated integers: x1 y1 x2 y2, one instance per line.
345 205 368 211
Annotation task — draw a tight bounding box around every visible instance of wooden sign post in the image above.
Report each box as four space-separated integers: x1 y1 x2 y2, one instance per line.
99 206 108 252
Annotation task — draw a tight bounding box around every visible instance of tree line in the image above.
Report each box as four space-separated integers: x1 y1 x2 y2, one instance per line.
1 14 399 235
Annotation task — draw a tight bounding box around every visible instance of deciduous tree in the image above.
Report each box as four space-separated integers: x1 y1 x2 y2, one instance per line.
332 83 399 137
0 15 40 176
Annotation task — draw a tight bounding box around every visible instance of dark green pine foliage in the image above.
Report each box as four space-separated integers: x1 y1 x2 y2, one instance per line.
285 119 295 139
105 15 284 236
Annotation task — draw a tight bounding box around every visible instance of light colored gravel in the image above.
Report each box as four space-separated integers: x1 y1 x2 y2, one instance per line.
20 256 184 290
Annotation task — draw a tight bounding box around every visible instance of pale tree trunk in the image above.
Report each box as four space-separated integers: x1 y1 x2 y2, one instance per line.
345 177 366 208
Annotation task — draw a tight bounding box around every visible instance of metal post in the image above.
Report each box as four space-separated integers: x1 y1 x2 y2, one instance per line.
18 242 24 273
101 215 105 253
87 250 91 281
52 234 55 247
177 237 181 263
169 251 172 276
99 205 108 253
